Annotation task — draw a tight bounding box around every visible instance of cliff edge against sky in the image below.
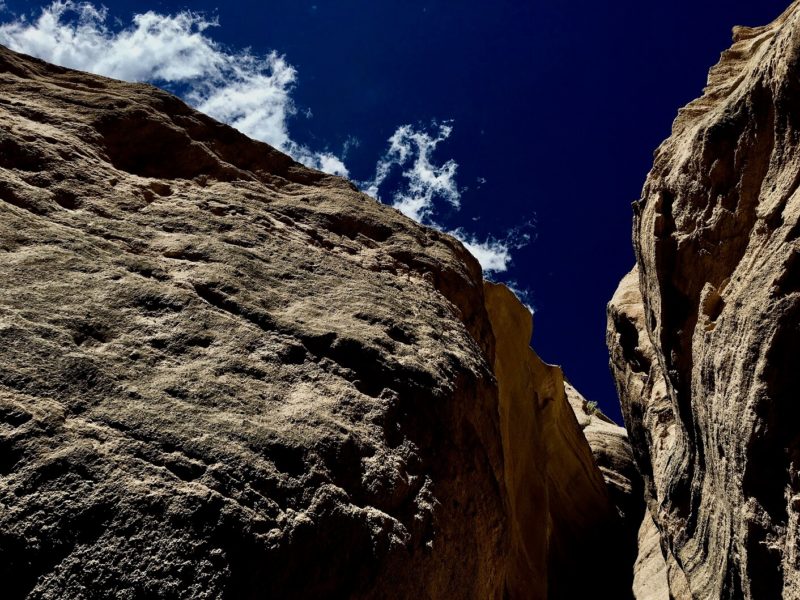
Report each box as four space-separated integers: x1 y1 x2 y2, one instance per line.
0 44 631 598
609 2 800 598
4 1 800 596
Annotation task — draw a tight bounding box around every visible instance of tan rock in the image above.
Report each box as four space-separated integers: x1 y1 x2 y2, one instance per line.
608 269 692 600
566 381 652 599
608 3 800 597
566 382 640 524
0 43 508 598
0 44 635 599
486 283 635 599
631 509 671 600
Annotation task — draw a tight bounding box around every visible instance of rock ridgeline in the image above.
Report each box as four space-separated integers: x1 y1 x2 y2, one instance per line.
8 0 798 593
0 45 635 598
608 2 800 598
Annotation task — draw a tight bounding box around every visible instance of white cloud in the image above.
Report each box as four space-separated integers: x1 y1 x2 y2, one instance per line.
364 122 459 223
341 136 360 158
364 122 532 273
449 226 533 275
450 231 513 273
0 1 348 176
0 2 532 274
307 152 348 178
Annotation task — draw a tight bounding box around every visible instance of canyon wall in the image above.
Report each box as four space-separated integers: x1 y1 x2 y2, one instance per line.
485 283 639 599
608 2 800 598
0 45 632 598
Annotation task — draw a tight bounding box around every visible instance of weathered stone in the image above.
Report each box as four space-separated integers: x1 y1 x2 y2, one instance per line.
0 43 510 598
631 509 671 600
608 3 800 597
565 381 647 599
566 382 641 526
485 283 627 599
0 44 630 599
608 269 691 600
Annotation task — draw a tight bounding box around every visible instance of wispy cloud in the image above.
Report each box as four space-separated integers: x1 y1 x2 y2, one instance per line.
504 280 536 315
364 122 531 273
449 227 532 275
364 121 460 223
0 1 348 176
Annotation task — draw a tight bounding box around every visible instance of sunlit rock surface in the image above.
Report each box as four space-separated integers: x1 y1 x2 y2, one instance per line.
609 3 800 597
0 45 631 599
486 282 641 599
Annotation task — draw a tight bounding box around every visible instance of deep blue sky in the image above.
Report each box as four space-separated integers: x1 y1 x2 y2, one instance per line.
4 1 791 422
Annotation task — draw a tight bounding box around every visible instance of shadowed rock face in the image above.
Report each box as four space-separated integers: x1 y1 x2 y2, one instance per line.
609 3 800 598
608 270 692 600
485 283 635 600
0 45 629 599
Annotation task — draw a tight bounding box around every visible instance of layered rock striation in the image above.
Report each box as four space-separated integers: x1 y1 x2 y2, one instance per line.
0 45 629 598
609 3 800 598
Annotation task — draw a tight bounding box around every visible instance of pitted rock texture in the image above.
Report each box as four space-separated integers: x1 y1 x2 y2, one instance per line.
0 45 508 598
0 45 626 599
609 3 800 598
608 269 691 600
630 509 682 600
607 268 673 511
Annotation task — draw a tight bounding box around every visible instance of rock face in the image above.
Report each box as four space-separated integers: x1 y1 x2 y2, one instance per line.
565 382 645 599
608 3 800 598
0 46 625 598
566 382 641 532
485 283 635 599
608 270 692 600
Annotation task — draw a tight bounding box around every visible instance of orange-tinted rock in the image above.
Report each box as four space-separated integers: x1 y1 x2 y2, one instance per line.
486 283 637 599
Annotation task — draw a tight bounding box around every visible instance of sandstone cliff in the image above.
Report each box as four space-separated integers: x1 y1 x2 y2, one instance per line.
486 283 640 599
0 45 626 598
562 381 644 598
609 3 800 598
